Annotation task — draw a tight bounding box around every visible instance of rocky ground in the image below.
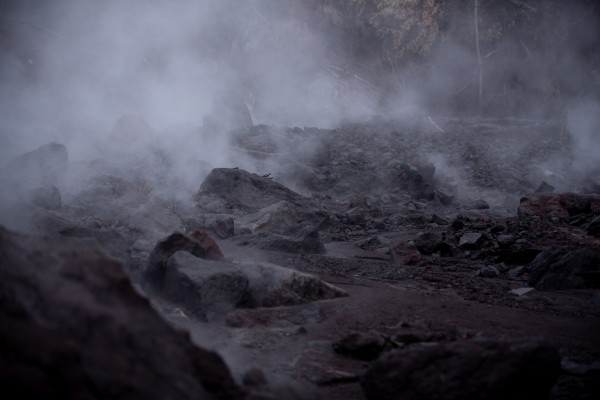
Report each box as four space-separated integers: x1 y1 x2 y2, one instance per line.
1 116 599 399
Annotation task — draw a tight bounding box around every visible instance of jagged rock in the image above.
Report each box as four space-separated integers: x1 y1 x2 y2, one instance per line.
143 231 226 293
528 245 600 290
518 193 600 221
459 232 483 248
163 251 249 320
361 338 561 400
0 226 245 400
237 260 348 308
3 142 68 187
333 331 386 361
496 234 516 247
234 201 326 253
150 251 347 319
198 168 314 213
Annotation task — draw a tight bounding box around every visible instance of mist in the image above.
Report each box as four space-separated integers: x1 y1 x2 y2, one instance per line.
1 0 599 219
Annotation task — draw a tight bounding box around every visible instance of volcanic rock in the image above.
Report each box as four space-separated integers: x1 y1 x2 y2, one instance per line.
333 331 386 361
459 232 483 248
361 338 561 400
163 251 248 320
528 245 600 290
150 250 347 319
414 232 448 255
143 231 226 293
0 226 245 400
198 168 313 213
518 193 600 221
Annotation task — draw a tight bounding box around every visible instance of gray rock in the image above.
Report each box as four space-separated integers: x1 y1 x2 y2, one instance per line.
164 251 248 320
235 201 327 253
459 232 483 248
238 260 348 308
478 265 500 278
150 251 347 319
496 234 516 247
465 199 490 210
361 338 560 400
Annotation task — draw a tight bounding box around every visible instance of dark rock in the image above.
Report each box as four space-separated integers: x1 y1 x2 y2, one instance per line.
478 265 500 278
3 142 68 187
496 234 517 247
434 188 454 205
144 231 226 293
414 232 444 255
535 181 555 193
345 207 366 224
459 232 483 248
0 226 245 400
234 200 327 253
150 251 346 318
395 163 435 200
528 245 600 290
361 338 561 400
431 213 449 225
333 331 386 361
242 368 268 387
24 185 62 210
197 168 304 213
237 260 348 308
163 251 249 320
588 215 600 237
465 199 490 210
518 193 600 221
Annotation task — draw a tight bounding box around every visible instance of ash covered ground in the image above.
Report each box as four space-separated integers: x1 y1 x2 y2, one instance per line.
1 1 600 399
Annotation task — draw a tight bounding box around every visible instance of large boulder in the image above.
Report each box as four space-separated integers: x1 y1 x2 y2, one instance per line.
234 201 325 253
0 226 245 400
143 231 226 293
163 251 249 320
197 168 329 253
361 338 561 400
144 248 347 320
528 245 600 290
197 168 310 213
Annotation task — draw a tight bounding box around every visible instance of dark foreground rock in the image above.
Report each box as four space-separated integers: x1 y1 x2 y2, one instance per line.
528 245 600 290
361 338 561 400
0 226 245 400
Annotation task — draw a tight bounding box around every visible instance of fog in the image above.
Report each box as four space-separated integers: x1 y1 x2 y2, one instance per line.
1 0 599 219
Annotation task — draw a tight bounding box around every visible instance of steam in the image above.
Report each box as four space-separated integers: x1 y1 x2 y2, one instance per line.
0 0 599 208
